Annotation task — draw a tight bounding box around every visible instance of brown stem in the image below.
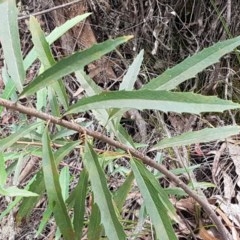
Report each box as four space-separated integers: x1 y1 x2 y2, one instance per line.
0 98 230 240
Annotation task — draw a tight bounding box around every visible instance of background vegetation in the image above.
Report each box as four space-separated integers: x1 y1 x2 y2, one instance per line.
1 1 240 239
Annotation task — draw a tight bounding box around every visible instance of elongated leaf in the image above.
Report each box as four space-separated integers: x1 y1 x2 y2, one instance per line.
16 170 44 222
29 16 68 110
120 50 144 90
36 205 52 237
0 122 42 151
17 141 79 223
23 13 91 70
0 153 7 186
75 70 102 96
59 166 70 201
66 90 240 115
88 202 102 240
131 159 177 240
0 68 16 115
73 169 88 240
29 16 56 67
42 127 75 240
1 196 21 221
113 171 134 211
152 125 240 150
0 0 25 92
20 36 132 97
143 35 240 91
0 186 38 197
84 142 126 240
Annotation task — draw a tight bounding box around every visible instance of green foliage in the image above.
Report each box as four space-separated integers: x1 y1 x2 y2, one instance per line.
1 2 240 239
42 126 75 239
84 142 126 240
152 125 240 150
65 90 240 115
131 158 177 240
0 0 25 92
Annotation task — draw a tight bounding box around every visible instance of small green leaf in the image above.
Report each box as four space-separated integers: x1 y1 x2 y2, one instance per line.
0 0 25 92
0 122 42 151
0 153 7 186
20 36 132 97
75 70 102 96
16 170 44 222
72 169 88 240
42 127 75 240
36 205 52 237
0 68 16 115
59 166 70 201
152 125 240 150
120 50 144 90
0 186 38 197
88 203 102 240
143 35 240 90
66 90 240 115
29 16 56 67
113 171 134 211
84 142 126 240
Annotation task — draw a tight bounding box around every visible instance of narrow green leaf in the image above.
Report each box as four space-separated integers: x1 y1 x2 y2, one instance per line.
0 153 7 186
152 125 240 150
72 169 88 240
0 0 25 92
23 13 92 70
20 36 132 97
131 159 177 240
51 80 69 110
66 90 240 115
143 35 240 91
113 171 134 211
164 187 187 197
0 69 16 115
54 141 80 163
29 16 56 67
1 196 22 221
17 141 79 223
0 186 38 197
0 122 42 151
59 166 70 201
42 127 75 240
52 129 78 140
48 87 61 116
132 159 177 219
120 50 144 90
88 203 102 240
29 16 68 110
16 170 44 222
13 153 24 185
36 205 52 237
84 142 126 240
75 70 102 96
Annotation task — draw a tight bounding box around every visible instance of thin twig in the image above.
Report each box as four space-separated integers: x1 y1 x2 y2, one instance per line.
17 0 84 20
0 97 230 240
